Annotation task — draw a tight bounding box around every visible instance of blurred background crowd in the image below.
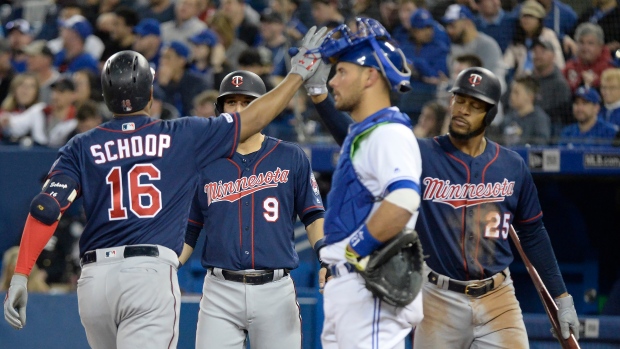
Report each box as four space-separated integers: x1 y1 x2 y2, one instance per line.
1 0 620 315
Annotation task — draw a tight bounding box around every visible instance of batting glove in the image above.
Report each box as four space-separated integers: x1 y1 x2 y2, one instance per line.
344 247 369 272
4 274 28 329
304 60 331 96
555 295 580 340
289 26 327 82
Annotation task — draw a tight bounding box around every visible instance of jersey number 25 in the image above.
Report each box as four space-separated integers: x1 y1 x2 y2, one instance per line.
106 164 162 220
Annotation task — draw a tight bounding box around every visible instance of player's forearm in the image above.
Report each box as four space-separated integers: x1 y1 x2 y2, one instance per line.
365 201 412 243
239 74 303 141
305 218 324 247
178 243 194 266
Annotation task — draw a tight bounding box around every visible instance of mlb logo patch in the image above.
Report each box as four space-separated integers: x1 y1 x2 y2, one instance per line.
122 123 135 131
105 250 117 258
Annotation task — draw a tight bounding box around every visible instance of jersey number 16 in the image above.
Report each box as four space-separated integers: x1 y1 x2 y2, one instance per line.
106 164 162 220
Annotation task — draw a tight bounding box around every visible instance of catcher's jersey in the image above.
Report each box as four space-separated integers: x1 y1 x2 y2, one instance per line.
416 135 542 281
188 136 324 270
49 113 240 257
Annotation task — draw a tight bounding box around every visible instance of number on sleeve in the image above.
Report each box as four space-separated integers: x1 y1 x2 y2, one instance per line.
105 164 162 220
263 197 279 222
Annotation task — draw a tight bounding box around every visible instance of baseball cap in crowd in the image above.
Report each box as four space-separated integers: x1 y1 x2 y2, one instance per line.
532 38 554 51
165 41 191 60
134 18 161 37
51 78 76 92
22 40 54 58
61 15 93 41
442 4 475 24
189 29 218 47
520 0 546 19
260 10 284 24
410 9 434 29
5 19 31 34
574 86 601 104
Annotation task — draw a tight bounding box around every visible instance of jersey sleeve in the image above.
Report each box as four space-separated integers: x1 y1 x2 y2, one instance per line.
513 157 543 224
187 189 204 228
191 113 241 169
293 145 325 221
47 138 82 189
362 124 422 196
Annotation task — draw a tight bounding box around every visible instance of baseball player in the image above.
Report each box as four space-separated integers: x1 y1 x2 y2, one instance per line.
180 70 325 349
3 26 326 349
310 65 581 347
309 18 424 349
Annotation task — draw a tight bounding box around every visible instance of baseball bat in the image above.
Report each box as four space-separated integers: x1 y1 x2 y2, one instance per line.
508 225 580 349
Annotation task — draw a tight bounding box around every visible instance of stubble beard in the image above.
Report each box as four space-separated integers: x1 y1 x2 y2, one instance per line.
449 121 486 140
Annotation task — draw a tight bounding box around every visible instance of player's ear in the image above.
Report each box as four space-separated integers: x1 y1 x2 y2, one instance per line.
364 68 378 88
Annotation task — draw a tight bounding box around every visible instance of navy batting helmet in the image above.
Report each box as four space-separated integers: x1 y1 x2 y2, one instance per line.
215 70 266 114
101 50 153 115
450 67 501 125
316 17 411 93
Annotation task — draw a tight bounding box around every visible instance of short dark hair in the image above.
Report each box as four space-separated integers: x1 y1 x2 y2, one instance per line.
454 54 483 68
114 6 140 28
76 100 101 121
513 75 539 95
238 47 271 67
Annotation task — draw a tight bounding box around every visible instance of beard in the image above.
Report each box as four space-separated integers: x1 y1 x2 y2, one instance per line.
449 121 486 140
334 87 363 113
451 30 465 45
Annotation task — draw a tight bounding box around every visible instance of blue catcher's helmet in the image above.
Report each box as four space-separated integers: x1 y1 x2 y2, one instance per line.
316 17 411 93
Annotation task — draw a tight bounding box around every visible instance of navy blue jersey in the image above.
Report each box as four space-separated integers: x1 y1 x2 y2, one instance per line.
416 135 543 281
188 137 324 270
49 113 240 256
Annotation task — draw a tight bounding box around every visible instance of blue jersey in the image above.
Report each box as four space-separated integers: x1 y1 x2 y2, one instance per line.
188 137 324 270
559 119 618 147
416 135 543 281
49 113 240 256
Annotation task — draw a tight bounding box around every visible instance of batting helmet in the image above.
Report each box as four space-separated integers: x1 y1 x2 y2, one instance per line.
450 67 501 125
215 70 266 114
101 50 153 115
316 17 411 93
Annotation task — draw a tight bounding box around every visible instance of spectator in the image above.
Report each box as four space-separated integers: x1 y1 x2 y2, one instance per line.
5 19 33 73
99 6 139 64
270 0 308 42
45 78 79 148
413 100 447 138
161 0 208 45
536 0 577 53
391 0 421 44
192 89 219 117
237 47 276 91
47 7 105 61
474 0 517 53
398 8 450 118
156 41 212 117
559 86 618 147
599 68 620 128
1 247 49 293
311 0 345 27
438 53 483 107
352 0 381 19
219 0 260 46
132 18 163 71
151 85 181 120
54 15 99 74
23 40 60 105
575 0 620 54
0 73 46 145
72 68 107 117
189 28 230 88
503 0 564 78
136 0 176 23
531 38 573 133
66 100 104 140
442 4 506 93
563 23 615 93
502 75 551 145
0 40 15 104
209 12 249 70
258 10 289 81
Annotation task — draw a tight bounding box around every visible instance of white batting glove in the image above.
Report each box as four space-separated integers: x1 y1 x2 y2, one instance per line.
4 274 28 329
555 295 580 340
289 26 327 81
304 60 331 96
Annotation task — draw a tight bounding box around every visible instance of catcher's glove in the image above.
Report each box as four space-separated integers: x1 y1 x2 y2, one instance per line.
351 230 424 307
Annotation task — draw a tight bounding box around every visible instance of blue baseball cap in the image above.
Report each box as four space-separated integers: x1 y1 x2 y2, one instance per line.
134 18 160 37
165 40 191 60
61 15 92 41
410 9 434 29
189 29 218 47
574 86 601 104
442 4 475 24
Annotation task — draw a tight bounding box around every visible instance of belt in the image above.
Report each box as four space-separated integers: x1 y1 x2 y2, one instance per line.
428 270 507 297
81 245 159 266
215 269 289 285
